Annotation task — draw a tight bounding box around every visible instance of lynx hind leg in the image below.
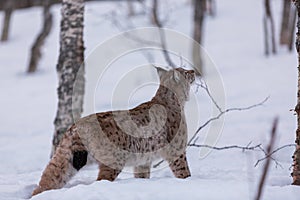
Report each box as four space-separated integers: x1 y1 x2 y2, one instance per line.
168 153 191 179
32 129 87 196
134 164 151 179
97 163 123 181
32 137 76 196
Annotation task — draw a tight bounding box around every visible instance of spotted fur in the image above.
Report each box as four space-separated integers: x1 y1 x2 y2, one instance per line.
32 67 195 196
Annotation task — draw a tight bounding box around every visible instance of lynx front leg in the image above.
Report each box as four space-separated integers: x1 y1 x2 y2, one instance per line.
97 164 123 181
134 164 151 178
168 153 191 179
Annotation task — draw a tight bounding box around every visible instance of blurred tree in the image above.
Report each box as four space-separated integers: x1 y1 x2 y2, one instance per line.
1 1 13 42
192 0 206 76
151 0 158 25
280 0 296 51
206 0 216 17
263 0 276 56
27 2 53 73
51 0 85 157
127 0 135 17
281 0 292 44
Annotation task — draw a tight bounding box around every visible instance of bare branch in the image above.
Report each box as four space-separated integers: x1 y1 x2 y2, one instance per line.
255 117 278 200
154 139 293 169
189 141 296 169
195 80 222 113
109 11 160 46
153 97 269 169
188 96 269 146
254 143 296 167
153 159 164 168
224 97 269 112
151 0 177 67
105 4 178 67
256 145 282 168
188 143 262 151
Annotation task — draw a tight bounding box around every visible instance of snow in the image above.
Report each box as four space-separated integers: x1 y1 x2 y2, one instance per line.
1 0 300 199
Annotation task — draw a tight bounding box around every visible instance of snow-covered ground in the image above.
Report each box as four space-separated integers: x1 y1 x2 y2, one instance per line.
1 0 300 199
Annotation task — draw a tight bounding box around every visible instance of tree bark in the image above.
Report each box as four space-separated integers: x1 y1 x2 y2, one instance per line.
51 0 85 157
292 0 300 185
1 8 13 42
192 0 206 76
27 4 53 73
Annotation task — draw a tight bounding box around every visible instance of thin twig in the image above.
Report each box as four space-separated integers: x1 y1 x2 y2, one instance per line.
188 143 262 151
153 141 293 169
151 0 177 67
255 117 278 200
195 80 222 113
254 144 296 167
153 159 164 168
105 0 178 68
188 96 269 146
109 11 161 46
257 145 281 168
189 142 296 169
153 97 269 168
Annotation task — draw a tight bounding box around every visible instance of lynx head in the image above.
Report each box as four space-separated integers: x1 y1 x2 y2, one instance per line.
155 67 195 103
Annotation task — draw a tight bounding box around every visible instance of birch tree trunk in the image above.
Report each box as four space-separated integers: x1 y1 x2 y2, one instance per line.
292 0 300 185
51 0 85 157
192 0 206 76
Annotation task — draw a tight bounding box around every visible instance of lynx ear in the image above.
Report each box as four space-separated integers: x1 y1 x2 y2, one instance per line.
154 66 167 78
173 70 180 83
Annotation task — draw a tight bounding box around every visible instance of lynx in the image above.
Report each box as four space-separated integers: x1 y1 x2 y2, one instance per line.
32 67 195 196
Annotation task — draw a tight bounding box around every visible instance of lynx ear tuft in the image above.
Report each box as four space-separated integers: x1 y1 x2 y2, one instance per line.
154 65 167 77
173 70 180 83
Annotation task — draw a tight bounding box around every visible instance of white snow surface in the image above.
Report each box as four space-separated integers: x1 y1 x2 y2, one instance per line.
1 0 300 199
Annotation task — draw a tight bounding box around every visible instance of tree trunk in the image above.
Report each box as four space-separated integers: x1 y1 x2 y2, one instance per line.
263 15 270 55
289 7 297 51
51 0 85 157
1 8 13 42
27 5 53 73
127 0 135 17
263 0 277 56
280 0 297 52
280 0 291 45
192 0 206 76
292 0 300 185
